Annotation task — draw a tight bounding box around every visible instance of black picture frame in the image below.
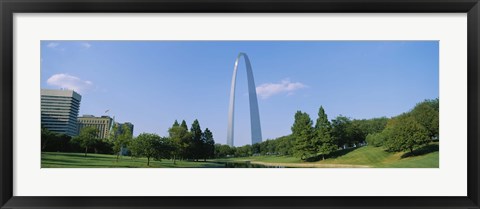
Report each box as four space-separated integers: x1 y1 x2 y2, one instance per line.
1 0 479 208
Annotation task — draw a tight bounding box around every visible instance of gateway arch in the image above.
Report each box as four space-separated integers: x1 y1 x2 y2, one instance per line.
227 53 262 147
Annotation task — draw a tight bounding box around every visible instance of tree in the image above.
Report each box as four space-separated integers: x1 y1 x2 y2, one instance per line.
331 116 365 148
41 128 76 152
383 114 430 154
180 120 188 130
259 141 268 155
172 120 180 127
190 119 203 161
366 132 386 147
410 99 439 140
108 123 121 160
168 121 191 164
315 106 337 160
202 128 215 161
112 124 133 161
214 144 235 158
41 127 55 151
73 126 99 157
235 144 252 157
275 135 295 155
356 117 388 136
331 115 352 148
252 143 261 155
348 120 365 146
129 133 169 166
291 111 315 160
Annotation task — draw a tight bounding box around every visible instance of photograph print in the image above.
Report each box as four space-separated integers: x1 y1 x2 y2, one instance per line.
40 41 439 168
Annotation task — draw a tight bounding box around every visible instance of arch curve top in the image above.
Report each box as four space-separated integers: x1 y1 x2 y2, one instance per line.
227 53 262 147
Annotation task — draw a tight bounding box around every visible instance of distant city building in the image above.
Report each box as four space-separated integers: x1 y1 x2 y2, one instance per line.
114 122 134 136
41 89 82 136
123 122 134 135
113 122 134 156
77 115 113 139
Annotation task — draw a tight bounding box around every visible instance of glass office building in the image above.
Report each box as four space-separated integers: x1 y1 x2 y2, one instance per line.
41 89 82 136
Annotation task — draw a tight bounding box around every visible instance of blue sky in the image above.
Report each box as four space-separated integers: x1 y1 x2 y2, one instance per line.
41 41 439 146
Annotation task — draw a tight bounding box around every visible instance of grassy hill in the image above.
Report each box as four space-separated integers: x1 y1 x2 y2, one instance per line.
217 143 439 168
319 144 438 168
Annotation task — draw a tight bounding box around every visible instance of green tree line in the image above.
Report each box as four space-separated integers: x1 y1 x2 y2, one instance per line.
215 99 438 161
127 119 215 165
42 119 215 166
366 99 439 153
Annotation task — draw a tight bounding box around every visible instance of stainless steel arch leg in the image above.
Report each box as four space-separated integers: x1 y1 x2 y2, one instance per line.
227 53 262 147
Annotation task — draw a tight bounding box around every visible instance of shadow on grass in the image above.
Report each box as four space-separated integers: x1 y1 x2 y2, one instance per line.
42 163 112 168
41 158 82 164
401 144 439 158
44 152 116 160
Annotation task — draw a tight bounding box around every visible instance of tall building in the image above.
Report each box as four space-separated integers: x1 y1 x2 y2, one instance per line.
41 89 82 136
77 115 113 139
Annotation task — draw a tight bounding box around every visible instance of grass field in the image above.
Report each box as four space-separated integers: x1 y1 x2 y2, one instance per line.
42 143 438 168
213 143 439 168
42 152 224 168
318 144 438 168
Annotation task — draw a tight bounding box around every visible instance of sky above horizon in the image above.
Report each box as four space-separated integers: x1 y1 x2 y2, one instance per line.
41 41 439 146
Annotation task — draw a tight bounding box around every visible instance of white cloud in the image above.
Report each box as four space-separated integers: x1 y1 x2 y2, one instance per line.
47 42 60 48
256 79 307 99
81 42 92 49
46 42 66 51
46 74 93 93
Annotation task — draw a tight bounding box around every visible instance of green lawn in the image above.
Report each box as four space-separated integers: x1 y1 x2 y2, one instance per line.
318 145 439 168
42 152 224 168
319 146 395 165
377 152 439 168
42 143 439 168
216 143 439 168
